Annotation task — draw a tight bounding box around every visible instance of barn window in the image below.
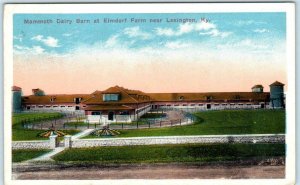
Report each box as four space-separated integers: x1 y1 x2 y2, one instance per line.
120 111 129 115
91 111 101 115
75 98 81 104
179 96 184 100
103 94 120 101
206 96 213 100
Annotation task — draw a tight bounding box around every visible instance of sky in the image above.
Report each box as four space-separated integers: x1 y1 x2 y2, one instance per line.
13 13 287 95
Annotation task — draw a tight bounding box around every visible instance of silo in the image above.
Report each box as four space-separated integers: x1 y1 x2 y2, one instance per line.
269 81 285 108
12 86 22 112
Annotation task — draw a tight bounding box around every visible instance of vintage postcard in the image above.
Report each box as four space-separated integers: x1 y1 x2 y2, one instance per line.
3 3 295 185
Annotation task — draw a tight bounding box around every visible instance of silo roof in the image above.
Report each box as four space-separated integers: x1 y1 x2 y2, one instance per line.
12 86 22 91
251 85 264 89
270 81 284 86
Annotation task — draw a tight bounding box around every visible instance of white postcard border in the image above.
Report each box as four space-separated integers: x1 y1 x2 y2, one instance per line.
3 3 295 185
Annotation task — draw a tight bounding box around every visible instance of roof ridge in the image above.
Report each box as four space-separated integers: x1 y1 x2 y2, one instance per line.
116 86 139 103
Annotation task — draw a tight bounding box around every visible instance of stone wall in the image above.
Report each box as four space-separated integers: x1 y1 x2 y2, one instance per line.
12 135 58 150
69 134 285 148
12 140 51 150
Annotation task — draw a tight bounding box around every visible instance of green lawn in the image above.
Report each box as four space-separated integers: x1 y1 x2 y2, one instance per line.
13 112 63 127
84 109 285 138
12 112 80 141
12 149 51 162
53 143 285 163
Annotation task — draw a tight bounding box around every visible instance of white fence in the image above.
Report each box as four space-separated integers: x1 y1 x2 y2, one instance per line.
67 134 285 148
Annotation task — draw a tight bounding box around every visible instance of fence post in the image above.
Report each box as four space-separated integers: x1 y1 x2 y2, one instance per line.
137 121 139 129
49 135 58 149
122 123 124 129
64 135 72 148
148 121 150 128
180 119 181 125
160 121 161 127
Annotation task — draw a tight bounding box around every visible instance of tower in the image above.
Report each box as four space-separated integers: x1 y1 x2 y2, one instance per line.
269 81 285 108
12 86 22 112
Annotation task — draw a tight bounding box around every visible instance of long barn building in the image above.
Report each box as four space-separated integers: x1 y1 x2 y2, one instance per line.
12 81 285 123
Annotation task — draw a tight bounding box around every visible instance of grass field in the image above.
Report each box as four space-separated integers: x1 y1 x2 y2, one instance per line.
12 112 80 141
12 149 51 162
84 109 285 138
53 143 285 163
13 112 63 127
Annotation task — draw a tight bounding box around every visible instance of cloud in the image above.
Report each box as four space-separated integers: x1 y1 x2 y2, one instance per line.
235 20 267 26
165 41 189 49
217 39 269 51
32 46 45 54
123 26 152 40
31 35 60 47
253 29 269 33
14 45 45 55
13 35 23 42
155 28 177 36
155 21 229 38
199 29 232 38
105 35 119 48
194 22 216 31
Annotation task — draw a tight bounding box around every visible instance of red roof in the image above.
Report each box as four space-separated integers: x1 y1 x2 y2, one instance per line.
84 86 151 104
251 85 263 89
270 81 284 86
147 92 270 102
12 86 22 91
84 105 134 111
101 86 121 94
23 94 93 104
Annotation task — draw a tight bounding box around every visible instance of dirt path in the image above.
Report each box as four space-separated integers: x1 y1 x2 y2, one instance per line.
13 164 285 179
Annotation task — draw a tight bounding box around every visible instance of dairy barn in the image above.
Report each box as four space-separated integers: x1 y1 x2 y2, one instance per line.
12 81 285 123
